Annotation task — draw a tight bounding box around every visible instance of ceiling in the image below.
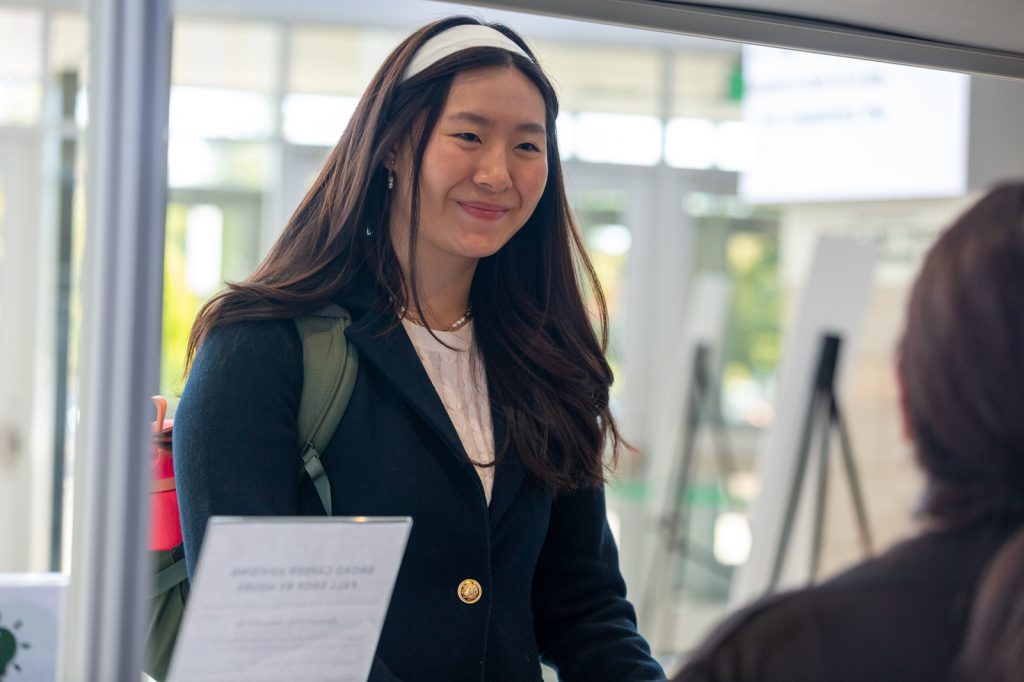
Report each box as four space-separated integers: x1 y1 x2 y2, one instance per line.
455 0 1024 79
167 0 735 50
26 0 1022 77
669 0 1024 55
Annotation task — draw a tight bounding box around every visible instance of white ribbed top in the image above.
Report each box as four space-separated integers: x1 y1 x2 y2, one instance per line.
402 319 495 504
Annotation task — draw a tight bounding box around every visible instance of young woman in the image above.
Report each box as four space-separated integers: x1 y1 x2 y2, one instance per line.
673 183 1024 682
173 16 666 682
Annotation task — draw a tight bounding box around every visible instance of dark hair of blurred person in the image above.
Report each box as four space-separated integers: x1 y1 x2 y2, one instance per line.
673 182 1024 682
906 183 1024 681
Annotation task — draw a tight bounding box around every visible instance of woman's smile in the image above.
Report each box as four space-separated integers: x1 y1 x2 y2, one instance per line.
457 200 511 220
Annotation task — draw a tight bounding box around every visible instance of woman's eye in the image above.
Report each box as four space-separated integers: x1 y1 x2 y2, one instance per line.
454 132 481 143
517 142 542 152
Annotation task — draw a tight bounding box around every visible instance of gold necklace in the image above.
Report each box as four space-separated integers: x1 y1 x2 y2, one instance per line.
400 304 473 333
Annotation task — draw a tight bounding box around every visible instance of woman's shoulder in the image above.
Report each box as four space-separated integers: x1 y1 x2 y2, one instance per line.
202 317 299 352
190 317 303 383
178 317 306 432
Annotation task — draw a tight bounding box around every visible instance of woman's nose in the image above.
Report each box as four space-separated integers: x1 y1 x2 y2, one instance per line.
473 147 512 193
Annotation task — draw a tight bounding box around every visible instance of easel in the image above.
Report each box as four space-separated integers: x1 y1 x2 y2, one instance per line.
768 333 874 592
642 342 736 645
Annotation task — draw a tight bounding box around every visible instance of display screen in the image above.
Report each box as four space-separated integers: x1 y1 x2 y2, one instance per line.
739 46 970 203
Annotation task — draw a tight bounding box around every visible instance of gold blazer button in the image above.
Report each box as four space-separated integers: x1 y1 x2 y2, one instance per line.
457 579 482 604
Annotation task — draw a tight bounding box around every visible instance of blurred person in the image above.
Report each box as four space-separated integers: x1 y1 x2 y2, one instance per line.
673 183 1024 682
173 15 665 682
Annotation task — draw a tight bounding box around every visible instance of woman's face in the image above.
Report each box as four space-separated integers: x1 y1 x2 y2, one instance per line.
389 65 549 274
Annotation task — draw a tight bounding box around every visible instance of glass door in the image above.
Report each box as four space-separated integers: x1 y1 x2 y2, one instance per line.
563 163 654 454
561 162 655 621
0 134 47 572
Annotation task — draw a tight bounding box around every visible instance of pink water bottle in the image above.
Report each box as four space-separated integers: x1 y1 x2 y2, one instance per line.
150 396 182 551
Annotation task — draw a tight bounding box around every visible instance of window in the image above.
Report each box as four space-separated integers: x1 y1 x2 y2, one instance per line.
0 8 44 125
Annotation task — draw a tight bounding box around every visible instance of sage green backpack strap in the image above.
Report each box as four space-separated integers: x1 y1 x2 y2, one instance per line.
293 303 359 516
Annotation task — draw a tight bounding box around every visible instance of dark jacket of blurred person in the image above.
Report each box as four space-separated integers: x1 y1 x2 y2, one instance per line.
674 182 1024 682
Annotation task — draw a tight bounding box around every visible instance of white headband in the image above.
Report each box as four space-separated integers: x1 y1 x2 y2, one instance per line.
402 24 533 81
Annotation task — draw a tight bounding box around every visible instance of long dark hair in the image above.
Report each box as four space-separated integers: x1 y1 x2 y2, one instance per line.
185 16 621 494
897 182 1024 681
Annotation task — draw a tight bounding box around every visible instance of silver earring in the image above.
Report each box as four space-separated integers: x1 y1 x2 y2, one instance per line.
365 225 373 237
387 168 395 191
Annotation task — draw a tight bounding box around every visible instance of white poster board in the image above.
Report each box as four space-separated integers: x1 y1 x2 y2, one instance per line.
638 273 731 617
730 236 877 606
645 273 733 522
168 516 411 682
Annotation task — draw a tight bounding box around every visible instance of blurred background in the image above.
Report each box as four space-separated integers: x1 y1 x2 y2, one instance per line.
1 0 1023 675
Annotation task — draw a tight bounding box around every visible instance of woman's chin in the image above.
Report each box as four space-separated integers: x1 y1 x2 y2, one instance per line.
455 238 511 261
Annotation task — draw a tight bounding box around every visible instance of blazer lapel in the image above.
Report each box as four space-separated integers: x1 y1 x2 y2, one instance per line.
336 273 525 517
486 399 526 528
343 306 469 463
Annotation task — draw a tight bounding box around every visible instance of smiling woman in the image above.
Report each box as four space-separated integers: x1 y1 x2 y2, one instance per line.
171 15 664 682
387 65 549 311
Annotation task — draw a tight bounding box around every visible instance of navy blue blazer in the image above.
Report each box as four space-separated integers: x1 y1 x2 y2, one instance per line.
174 275 665 682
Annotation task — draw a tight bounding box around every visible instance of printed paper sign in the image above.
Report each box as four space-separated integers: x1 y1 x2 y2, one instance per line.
168 516 411 682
